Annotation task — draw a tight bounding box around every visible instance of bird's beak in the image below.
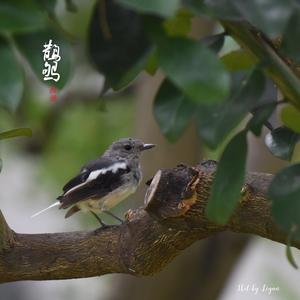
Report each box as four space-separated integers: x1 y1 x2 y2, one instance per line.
141 143 156 151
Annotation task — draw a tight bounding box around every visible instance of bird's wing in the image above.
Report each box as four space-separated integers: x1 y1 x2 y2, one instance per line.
58 158 130 209
62 157 114 193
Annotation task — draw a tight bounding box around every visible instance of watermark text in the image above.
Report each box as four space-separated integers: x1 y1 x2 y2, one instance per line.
237 283 280 296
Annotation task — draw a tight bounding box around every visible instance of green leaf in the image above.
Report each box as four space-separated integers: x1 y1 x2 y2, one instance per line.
205 0 293 37
265 127 299 161
281 105 300 134
201 33 225 53
117 0 180 17
197 69 266 148
88 0 151 90
115 47 154 90
248 102 277 136
206 130 248 224
15 29 72 89
65 0 77 13
286 228 298 269
157 37 230 103
153 80 195 142
281 8 300 63
192 0 295 37
204 0 240 20
163 9 192 37
0 128 32 140
221 50 256 72
38 0 57 15
0 0 47 34
269 163 300 239
144 50 158 75
0 38 24 112
231 0 293 37
183 0 209 15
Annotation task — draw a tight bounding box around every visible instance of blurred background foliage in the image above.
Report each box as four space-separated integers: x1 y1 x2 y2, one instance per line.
1 0 300 299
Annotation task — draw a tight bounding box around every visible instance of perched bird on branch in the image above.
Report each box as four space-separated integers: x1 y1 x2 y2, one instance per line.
32 138 155 226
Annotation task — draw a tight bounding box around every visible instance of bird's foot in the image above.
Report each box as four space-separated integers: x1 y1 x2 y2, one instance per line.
94 224 110 234
103 210 124 224
91 212 109 227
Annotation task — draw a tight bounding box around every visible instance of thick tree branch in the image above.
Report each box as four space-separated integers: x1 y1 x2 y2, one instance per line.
0 211 15 252
0 161 298 283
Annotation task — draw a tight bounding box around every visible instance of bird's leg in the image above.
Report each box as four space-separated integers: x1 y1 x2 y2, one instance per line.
91 212 107 228
103 210 124 224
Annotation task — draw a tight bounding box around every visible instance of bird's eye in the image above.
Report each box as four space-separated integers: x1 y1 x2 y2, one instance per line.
124 144 132 151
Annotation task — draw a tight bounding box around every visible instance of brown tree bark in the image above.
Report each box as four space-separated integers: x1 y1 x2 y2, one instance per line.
113 18 250 300
0 161 297 283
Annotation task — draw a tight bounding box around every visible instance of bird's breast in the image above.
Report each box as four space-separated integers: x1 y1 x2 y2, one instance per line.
77 183 137 213
101 184 137 210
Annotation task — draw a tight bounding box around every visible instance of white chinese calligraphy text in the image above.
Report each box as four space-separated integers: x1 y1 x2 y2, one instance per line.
42 39 61 82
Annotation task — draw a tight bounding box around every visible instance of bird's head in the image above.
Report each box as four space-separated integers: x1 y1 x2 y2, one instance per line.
104 137 155 160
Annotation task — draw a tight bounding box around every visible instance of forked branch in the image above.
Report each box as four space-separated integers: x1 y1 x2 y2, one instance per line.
0 161 298 283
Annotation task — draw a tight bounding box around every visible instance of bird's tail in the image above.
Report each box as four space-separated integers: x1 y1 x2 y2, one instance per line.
31 201 60 218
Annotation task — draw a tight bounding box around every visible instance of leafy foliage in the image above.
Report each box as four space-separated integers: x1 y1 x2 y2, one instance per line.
0 0 47 34
248 102 277 136
0 0 73 114
15 29 72 89
265 127 300 161
281 7 300 63
153 80 194 141
269 164 300 239
281 105 300 133
206 130 248 224
0 128 32 140
221 50 256 72
0 38 23 112
163 9 192 37
226 0 293 37
196 70 266 148
117 0 180 17
286 229 299 269
88 0 151 90
201 33 225 53
157 36 230 103
1 0 300 268
199 0 295 37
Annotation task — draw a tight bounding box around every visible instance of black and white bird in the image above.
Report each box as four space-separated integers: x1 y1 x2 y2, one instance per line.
32 138 155 226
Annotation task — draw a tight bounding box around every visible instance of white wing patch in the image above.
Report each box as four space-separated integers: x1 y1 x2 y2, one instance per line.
64 162 127 195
